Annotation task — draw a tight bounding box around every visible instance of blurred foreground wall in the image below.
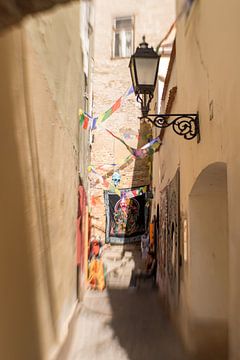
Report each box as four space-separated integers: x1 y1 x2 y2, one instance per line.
0 2 91 359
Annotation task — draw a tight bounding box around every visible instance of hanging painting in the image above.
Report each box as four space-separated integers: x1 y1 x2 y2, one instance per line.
104 187 148 244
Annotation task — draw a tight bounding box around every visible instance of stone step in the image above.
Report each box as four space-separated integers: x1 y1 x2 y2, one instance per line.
101 243 144 288
106 262 135 276
103 252 123 261
107 269 133 280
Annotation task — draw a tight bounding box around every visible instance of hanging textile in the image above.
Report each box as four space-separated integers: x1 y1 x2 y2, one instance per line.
104 187 148 244
88 258 105 291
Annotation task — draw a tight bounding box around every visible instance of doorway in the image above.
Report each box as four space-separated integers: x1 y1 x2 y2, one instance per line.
189 162 229 359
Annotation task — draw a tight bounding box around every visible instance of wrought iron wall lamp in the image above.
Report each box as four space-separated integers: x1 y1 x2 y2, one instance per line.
129 37 200 141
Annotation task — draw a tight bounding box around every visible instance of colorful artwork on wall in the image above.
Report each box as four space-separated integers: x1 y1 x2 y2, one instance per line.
104 187 148 244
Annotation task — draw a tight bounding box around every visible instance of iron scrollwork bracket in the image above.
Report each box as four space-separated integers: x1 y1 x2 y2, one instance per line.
140 113 200 141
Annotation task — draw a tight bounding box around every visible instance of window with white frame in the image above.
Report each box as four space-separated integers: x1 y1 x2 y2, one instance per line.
113 16 134 58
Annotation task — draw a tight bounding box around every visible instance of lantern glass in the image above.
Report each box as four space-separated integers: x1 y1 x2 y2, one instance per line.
135 57 159 87
130 58 137 91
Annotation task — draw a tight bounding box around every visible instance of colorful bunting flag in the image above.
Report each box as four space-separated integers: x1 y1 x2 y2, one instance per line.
79 109 90 129
101 108 114 122
79 110 85 125
89 162 149 196
78 86 133 130
126 85 134 96
111 97 122 113
105 128 161 159
105 129 134 155
83 115 89 129
91 117 98 130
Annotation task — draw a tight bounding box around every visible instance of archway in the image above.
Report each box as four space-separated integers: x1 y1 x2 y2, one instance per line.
189 162 229 359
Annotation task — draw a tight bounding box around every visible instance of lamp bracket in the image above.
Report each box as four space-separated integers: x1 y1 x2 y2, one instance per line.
136 92 154 117
140 113 200 141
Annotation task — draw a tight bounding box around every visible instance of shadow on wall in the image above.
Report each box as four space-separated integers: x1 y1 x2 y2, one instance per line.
0 30 42 360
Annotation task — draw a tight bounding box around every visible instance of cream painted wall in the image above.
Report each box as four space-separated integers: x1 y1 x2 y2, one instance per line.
189 190 228 320
0 2 88 359
152 0 240 358
0 28 42 360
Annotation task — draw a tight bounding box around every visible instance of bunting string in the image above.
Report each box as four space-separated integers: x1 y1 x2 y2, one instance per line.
85 2 191 206
79 86 134 131
88 132 161 196
88 154 133 188
79 1 190 132
90 185 148 206
105 129 161 159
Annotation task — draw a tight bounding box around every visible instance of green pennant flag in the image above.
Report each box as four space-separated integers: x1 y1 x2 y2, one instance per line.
79 112 85 125
101 108 113 122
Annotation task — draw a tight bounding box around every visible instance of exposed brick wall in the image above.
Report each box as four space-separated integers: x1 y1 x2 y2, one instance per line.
91 0 175 239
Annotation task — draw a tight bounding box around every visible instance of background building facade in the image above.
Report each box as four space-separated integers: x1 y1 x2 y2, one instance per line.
90 0 175 239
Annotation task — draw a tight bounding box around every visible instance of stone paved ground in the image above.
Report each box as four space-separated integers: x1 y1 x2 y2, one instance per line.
57 287 193 360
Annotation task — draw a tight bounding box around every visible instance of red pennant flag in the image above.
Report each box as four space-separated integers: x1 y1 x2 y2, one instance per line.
83 115 89 129
112 97 122 113
91 196 96 206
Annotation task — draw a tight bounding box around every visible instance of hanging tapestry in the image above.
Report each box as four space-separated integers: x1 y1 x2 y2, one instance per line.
167 168 180 299
157 169 180 304
104 187 148 244
158 187 168 280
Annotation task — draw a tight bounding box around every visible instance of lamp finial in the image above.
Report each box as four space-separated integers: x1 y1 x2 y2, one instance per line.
140 35 148 48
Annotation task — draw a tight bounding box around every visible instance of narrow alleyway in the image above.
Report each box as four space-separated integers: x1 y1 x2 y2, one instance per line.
57 288 191 360
57 246 192 360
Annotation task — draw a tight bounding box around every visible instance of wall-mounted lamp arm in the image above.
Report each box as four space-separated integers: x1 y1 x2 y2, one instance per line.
140 113 200 141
